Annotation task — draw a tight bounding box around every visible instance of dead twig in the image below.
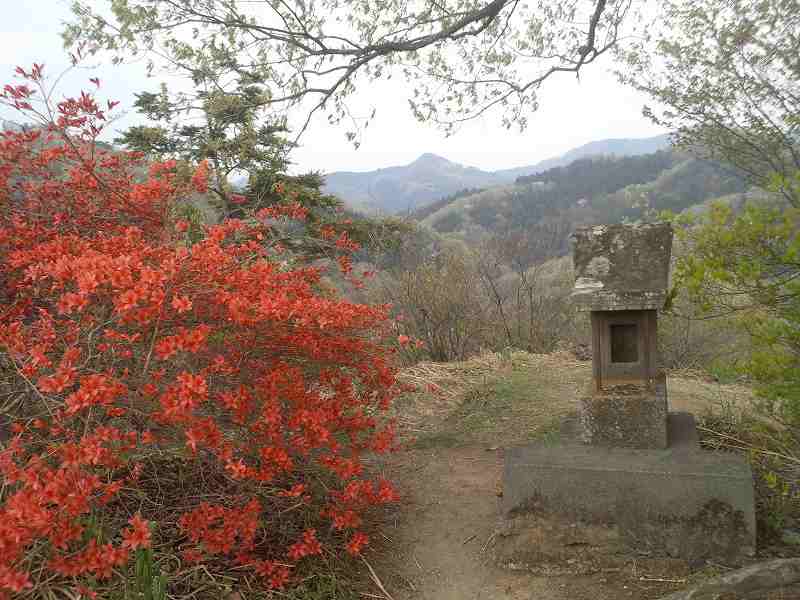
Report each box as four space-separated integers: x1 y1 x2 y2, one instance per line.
413 554 423 571
699 425 800 465
481 531 497 554
639 577 687 584
362 557 395 600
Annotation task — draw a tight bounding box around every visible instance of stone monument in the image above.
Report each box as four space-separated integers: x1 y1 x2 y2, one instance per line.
502 223 757 563
572 223 671 449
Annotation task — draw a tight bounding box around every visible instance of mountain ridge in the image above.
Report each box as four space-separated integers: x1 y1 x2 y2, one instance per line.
322 134 671 213
416 149 749 248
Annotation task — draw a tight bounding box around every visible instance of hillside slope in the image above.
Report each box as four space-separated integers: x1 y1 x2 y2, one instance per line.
418 150 748 250
322 134 672 214
493 133 671 181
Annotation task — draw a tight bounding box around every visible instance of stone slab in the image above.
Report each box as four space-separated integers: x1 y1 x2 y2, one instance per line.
574 289 668 312
503 413 755 562
579 375 668 449
571 223 672 312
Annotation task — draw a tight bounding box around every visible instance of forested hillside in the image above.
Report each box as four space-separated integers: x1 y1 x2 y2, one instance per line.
491 133 671 181
416 150 749 252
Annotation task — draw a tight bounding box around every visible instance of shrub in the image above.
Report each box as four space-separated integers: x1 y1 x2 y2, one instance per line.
698 408 800 542
0 65 399 598
383 248 489 362
369 241 577 363
658 306 749 371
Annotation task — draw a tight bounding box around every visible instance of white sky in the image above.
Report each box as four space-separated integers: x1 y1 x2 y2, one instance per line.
0 0 668 174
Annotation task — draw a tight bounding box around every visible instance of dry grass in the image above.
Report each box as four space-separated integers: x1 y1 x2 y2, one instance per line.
395 349 759 450
394 350 586 448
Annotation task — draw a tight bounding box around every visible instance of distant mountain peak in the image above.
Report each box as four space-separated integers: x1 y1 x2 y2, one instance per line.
412 152 451 165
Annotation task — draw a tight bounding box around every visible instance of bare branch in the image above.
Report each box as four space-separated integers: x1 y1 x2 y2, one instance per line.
65 0 632 139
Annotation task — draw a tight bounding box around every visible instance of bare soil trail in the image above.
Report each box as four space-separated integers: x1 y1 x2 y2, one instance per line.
365 352 783 600
375 444 693 600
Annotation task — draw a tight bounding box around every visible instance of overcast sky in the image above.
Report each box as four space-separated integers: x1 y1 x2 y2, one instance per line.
1 0 668 174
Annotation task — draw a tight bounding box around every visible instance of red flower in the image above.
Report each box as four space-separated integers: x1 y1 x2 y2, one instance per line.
0 565 31 592
181 548 203 564
171 294 193 313
76 585 97 599
346 532 369 555
122 513 152 550
191 160 209 192
287 528 322 560
277 483 305 498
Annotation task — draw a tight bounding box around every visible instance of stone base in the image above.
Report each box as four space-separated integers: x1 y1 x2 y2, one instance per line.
579 373 668 449
502 413 756 562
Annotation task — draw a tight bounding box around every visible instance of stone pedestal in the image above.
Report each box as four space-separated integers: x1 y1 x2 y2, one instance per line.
579 373 668 449
502 414 756 562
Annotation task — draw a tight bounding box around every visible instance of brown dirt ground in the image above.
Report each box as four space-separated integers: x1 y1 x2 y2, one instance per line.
362 352 799 600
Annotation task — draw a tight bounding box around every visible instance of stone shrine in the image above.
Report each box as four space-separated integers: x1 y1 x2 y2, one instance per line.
502 223 757 562
572 223 671 449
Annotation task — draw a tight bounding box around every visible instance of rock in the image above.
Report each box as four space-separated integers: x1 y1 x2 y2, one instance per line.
657 558 800 599
573 343 592 361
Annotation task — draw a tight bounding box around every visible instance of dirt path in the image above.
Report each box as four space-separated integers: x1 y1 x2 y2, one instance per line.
366 352 760 600
375 444 695 600
378 446 538 600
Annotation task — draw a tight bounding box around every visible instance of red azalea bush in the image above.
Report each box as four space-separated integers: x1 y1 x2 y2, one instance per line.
0 65 400 597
